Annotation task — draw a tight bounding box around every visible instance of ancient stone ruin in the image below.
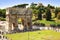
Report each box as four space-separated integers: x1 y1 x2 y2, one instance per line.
6 7 32 33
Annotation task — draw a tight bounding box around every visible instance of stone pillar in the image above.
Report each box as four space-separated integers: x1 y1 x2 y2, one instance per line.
6 15 13 33
6 8 18 33
6 8 10 33
12 14 18 31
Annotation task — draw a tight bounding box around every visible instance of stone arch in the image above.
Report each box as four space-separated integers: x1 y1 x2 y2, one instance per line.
6 7 32 33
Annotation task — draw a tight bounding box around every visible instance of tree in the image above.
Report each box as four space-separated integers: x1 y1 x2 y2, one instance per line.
30 2 37 9
0 9 6 18
0 9 2 17
32 9 39 19
57 13 60 19
45 4 55 21
48 4 55 9
55 7 60 18
13 4 29 8
46 8 52 21
37 3 45 20
55 7 60 19
1 9 6 18
0 9 6 21
30 2 38 19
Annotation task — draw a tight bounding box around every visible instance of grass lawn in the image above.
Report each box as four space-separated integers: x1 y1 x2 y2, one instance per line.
32 20 57 25
5 30 60 40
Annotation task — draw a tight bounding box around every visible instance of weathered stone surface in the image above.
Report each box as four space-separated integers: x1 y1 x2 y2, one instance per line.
6 7 32 33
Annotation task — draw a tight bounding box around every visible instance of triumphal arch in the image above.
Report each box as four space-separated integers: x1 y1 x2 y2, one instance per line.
6 7 32 32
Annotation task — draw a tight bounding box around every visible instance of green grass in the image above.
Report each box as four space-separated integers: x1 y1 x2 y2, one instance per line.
32 20 57 25
5 30 60 40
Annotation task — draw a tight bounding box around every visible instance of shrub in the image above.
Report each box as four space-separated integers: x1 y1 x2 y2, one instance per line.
0 17 6 21
57 13 60 19
50 24 56 27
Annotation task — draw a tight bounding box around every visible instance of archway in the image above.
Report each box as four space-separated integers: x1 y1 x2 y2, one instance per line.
6 7 32 33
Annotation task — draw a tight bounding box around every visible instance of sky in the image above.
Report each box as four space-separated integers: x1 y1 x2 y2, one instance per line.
0 0 60 9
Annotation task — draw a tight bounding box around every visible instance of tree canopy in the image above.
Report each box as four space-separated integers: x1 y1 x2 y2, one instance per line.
13 4 29 8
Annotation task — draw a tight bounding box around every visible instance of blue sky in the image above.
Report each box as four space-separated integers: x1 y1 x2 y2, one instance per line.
0 0 60 9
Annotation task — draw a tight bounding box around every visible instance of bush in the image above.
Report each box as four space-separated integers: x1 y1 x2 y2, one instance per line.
33 22 40 26
57 24 60 28
50 24 56 27
46 9 52 21
40 23 45 27
0 17 6 21
57 14 60 19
